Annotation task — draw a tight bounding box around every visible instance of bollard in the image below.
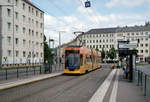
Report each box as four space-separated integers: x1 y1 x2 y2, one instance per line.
26 67 28 77
144 75 147 96
34 67 35 75
17 68 19 78
5 69 8 80
138 70 140 86
40 66 42 74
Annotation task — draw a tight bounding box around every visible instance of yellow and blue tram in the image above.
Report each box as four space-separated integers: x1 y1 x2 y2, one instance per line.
64 46 101 74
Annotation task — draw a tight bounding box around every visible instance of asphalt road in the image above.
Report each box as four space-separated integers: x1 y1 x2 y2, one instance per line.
0 67 111 102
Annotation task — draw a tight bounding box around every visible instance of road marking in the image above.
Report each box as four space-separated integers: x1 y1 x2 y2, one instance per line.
89 69 116 102
109 69 120 102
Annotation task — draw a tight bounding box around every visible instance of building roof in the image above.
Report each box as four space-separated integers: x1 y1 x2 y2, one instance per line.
24 0 44 13
85 25 150 34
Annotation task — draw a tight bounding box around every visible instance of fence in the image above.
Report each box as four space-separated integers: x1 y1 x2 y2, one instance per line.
0 64 64 81
133 69 150 100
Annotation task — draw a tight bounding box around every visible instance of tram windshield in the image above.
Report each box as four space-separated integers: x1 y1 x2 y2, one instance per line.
65 54 79 67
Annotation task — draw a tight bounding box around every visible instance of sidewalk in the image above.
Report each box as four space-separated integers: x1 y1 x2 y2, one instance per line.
117 70 148 102
0 71 63 91
89 69 148 102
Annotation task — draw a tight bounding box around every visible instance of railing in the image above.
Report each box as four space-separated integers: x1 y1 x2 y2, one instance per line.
133 69 150 100
0 64 64 81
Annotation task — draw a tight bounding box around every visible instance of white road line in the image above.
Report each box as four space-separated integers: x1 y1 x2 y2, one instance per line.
109 69 120 102
89 69 117 102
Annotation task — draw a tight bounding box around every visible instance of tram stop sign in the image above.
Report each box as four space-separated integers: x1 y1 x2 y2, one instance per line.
118 43 137 49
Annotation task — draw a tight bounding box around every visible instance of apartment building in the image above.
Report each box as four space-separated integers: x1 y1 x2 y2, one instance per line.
76 26 150 62
0 0 44 67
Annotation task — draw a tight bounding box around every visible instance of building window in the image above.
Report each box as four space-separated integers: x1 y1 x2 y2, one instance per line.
32 19 34 25
93 45 95 48
28 6 31 12
29 40 31 47
106 45 108 48
15 12 18 19
23 27 26 34
96 40 98 43
99 45 101 48
93 40 95 43
40 13 43 18
32 8 34 14
29 29 31 36
15 38 18 45
145 38 148 41
15 25 18 32
99 40 101 43
28 17 31 23
23 3 25 10
140 44 143 47
145 50 148 53
103 39 105 43
40 23 43 28
7 8 11 17
16 51 19 57
103 45 105 48
36 21 38 27
132 33 134 36
8 22 11 30
32 30 34 36
23 51 26 57
15 0 18 6
36 32 38 37
23 15 25 22
136 32 139 35
145 44 148 47
141 32 143 35
8 0 11 3
36 52 39 57
145 32 148 35
7 36 11 45
23 39 26 46
36 10 39 17
8 50 12 57
141 50 143 53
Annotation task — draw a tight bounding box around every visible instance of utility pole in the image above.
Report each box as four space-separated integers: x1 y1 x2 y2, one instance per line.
58 31 65 69
12 0 15 65
0 6 2 68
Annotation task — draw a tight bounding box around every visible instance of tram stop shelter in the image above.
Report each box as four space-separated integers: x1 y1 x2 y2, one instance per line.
117 41 138 81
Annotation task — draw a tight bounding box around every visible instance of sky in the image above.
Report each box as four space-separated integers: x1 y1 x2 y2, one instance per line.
30 0 150 47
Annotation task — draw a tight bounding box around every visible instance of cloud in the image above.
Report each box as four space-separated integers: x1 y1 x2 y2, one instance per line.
44 5 148 47
106 0 145 8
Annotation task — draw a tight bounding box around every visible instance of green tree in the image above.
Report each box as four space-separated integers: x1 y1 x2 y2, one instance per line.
44 35 54 64
108 46 116 60
95 46 99 51
101 48 105 62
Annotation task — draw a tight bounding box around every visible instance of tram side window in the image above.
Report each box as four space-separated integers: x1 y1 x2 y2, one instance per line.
80 55 83 66
86 55 92 64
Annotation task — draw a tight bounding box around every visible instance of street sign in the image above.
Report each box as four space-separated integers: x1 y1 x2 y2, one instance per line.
119 43 137 49
85 1 91 8
148 34 150 38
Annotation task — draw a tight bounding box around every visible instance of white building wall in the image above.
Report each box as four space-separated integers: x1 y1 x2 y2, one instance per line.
0 0 44 65
78 30 150 62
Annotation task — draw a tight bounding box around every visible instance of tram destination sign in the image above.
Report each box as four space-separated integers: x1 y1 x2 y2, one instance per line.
119 43 137 49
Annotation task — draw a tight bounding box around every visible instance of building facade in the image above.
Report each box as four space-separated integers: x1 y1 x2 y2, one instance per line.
0 0 44 67
77 26 150 62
